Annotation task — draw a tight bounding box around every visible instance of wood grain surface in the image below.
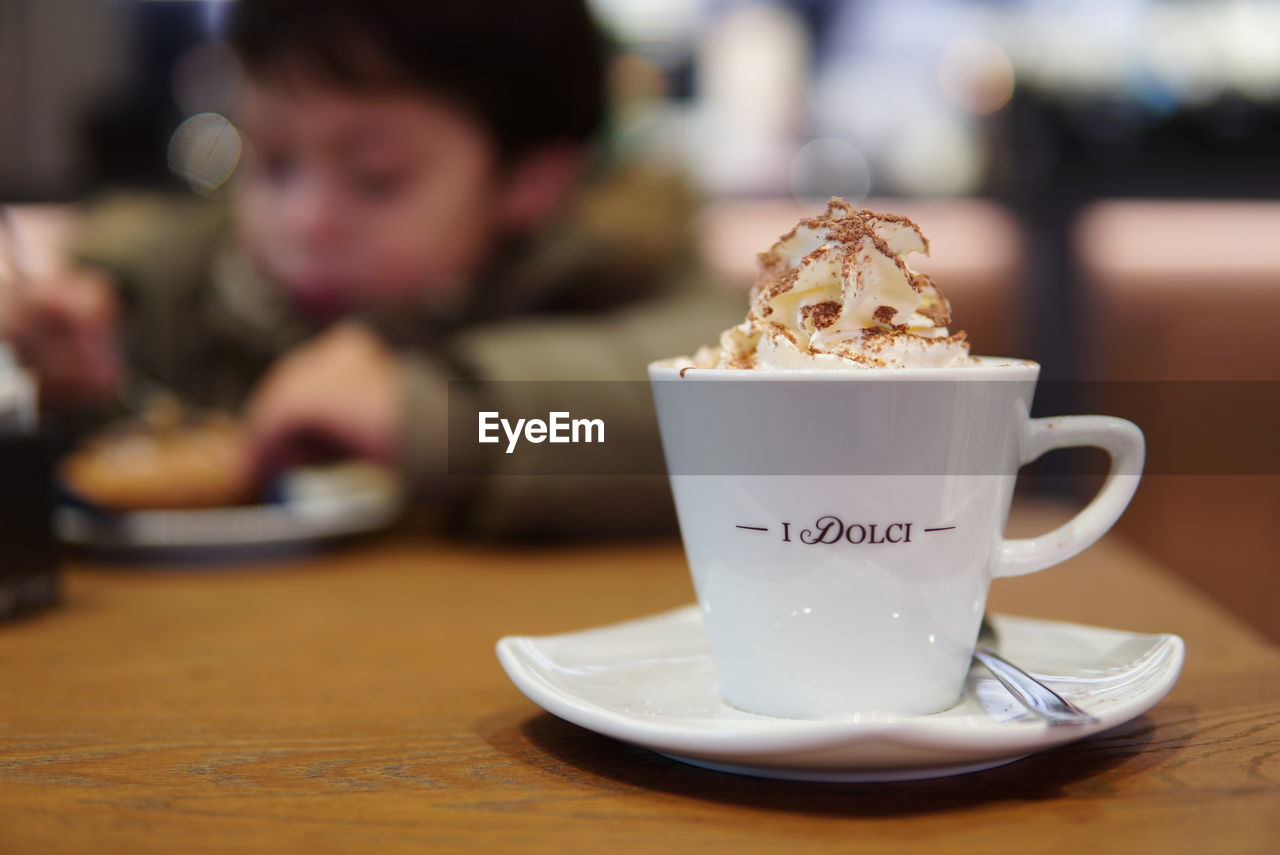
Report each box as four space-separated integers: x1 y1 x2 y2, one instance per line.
1 502 1277 855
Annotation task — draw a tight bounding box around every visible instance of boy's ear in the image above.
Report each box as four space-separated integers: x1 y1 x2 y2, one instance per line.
497 144 587 232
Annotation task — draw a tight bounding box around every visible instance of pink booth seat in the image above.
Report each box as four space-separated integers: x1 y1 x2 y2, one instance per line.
1077 200 1280 643
1078 200 1280 381
698 197 1026 361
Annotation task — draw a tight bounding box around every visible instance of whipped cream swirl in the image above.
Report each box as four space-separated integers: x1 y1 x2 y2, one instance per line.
687 199 972 370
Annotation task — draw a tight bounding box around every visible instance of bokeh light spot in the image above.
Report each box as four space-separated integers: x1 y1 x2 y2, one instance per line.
938 38 1015 116
167 112 241 196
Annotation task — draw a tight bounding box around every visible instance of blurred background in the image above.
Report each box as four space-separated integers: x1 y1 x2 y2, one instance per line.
1 0 1277 637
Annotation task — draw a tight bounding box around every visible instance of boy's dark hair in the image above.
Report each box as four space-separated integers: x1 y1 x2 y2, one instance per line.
228 0 608 162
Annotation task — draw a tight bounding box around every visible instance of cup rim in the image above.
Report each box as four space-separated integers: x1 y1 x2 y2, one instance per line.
648 355 1040 381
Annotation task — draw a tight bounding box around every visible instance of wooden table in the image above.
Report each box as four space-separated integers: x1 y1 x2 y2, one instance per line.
1 503 1277 854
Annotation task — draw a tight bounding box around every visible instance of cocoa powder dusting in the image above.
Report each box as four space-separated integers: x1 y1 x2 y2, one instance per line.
801 301 841 330
873 305 898 325
764 321 798 346
916 304 948 327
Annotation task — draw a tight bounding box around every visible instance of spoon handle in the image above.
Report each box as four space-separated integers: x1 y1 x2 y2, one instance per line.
972 649 1101 726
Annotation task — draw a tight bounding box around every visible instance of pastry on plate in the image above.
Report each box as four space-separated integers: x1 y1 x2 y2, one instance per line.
61 400 253 511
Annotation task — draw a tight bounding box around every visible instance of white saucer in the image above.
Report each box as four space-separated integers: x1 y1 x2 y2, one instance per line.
496 606 1184 782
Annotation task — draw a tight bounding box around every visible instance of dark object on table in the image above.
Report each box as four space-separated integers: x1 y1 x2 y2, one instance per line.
0 432 60 621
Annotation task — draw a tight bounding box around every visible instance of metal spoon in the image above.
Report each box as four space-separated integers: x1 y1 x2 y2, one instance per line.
973 616 1100 726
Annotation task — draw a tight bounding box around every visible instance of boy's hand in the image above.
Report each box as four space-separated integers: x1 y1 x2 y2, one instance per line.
243 322 403 479
0 267 123 406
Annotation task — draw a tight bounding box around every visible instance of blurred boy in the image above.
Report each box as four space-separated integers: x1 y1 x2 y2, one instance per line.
2 0 735 537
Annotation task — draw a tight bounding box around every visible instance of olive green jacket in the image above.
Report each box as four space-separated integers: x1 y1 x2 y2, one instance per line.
71 166 740 539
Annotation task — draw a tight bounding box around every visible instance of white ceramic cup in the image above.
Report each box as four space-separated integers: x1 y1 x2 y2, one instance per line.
648 356 1144 719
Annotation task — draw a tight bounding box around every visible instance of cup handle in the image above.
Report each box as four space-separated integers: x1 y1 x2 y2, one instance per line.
994 415 1145 578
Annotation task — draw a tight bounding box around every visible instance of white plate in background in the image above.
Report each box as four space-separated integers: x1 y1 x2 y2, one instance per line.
56 463 404 557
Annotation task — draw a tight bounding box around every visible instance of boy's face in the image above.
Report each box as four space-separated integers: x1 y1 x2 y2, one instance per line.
236 78 502 317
